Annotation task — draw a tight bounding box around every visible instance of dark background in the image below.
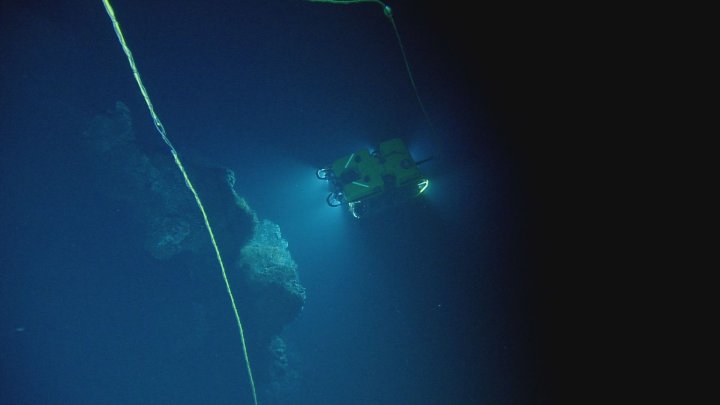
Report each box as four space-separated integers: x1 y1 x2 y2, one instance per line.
1 0 587 403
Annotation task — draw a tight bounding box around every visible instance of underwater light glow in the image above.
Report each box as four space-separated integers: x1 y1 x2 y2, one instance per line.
417 179 429 194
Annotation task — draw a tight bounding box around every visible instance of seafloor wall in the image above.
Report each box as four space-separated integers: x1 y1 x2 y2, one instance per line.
81 101 304 394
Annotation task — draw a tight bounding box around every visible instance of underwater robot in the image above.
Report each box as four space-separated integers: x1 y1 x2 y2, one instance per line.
317 138 430 218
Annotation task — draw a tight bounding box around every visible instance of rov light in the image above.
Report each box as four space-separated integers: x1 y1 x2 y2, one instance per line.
348 201 362 219
316 168 332 180
417 179 429 195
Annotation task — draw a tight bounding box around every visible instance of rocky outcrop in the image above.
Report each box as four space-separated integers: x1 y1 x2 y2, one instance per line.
82 101 304 388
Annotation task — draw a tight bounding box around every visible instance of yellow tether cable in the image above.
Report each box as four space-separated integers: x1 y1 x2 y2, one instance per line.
308 0 434 132
100 2 258 404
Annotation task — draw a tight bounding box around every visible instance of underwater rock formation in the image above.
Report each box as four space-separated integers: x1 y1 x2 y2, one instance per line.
144 216 193 260
263 336 301 402
82 101 304 386
241 220 306 299
82 101 206 259
238 219 306 343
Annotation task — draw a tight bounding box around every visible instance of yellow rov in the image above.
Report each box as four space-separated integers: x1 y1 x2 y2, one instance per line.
317 138 430 218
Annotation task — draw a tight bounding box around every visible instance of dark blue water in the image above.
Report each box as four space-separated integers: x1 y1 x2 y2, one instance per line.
1 1 562 403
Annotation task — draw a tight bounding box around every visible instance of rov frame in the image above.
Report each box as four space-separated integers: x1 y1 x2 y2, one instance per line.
317 138 429 218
